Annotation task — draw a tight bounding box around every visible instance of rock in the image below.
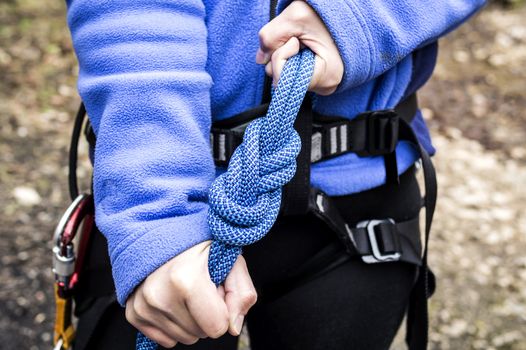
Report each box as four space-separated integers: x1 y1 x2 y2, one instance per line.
453 50 470 63
488 53 507 66
421 107 435 120
12 186 41 207
443 319 469 338
33 313 46 324
492 331 523 347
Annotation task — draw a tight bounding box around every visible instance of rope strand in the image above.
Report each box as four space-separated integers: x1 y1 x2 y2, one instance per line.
136 49 315 350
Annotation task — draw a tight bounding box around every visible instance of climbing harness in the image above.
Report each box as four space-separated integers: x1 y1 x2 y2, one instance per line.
211 92 438 350
136 48 316 350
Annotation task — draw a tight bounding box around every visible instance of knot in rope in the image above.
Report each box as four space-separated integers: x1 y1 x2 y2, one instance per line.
136 49 315 350
207 49 315 284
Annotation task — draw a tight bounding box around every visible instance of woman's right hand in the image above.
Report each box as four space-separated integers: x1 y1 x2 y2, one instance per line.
125 241 257 348
256 0 344 96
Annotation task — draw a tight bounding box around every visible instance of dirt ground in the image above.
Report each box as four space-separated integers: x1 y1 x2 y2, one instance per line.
1 1 525 350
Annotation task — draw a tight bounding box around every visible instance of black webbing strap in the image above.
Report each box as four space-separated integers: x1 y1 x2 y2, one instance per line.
300 106 436 349
280 97 313 215
309 189 423 266
307 117 437 350
310 110 399 161
211 95 417 169
257 191 424 303
279 94 416 216
83 94 417 185
398 117 437 350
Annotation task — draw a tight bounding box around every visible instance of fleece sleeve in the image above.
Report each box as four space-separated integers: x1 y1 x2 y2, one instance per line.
279 0 486 91
66 0 214 305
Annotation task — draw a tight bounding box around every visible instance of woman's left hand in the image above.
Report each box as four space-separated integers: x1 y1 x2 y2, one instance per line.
256 0 344 96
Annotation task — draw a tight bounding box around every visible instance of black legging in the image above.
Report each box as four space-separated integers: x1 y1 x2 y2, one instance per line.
74 166 421 350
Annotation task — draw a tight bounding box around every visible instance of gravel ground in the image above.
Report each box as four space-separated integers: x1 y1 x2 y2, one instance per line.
0 2 524 350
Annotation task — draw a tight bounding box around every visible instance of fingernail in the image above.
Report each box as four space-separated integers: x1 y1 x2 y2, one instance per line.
233 315 244 336
256 49 270 64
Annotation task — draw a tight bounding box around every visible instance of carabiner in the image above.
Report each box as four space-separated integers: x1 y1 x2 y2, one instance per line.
52 193 94 296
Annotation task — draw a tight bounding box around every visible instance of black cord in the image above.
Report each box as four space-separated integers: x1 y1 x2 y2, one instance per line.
68 102 86 201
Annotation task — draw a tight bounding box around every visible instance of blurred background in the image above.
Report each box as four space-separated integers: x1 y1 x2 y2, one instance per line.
0 0 525 349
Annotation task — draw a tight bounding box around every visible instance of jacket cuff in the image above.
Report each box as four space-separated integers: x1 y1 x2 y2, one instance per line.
110 211 212 306
278 0 374 91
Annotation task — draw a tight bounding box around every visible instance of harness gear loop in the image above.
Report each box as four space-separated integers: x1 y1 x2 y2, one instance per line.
136 49 316 350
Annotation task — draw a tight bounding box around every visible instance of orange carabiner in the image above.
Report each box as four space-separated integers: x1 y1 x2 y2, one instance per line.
53 284 75 350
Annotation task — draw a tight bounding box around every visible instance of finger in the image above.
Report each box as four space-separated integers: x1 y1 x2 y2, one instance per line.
137 324 178 349
158 306 207 340
309 53 341 96
137 316 199 347
270 36 301 86
185 278 229 339
224 256 257 336
129 291 202 346
152 313 200 346
126 294 178 349
147 281 207 338
256 13 301 64
265 61 273 79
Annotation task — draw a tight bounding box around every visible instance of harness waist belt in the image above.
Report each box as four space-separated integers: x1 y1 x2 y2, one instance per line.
211 94 417 167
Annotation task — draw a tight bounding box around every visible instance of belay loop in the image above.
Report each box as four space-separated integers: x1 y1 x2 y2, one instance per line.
136 49 315 349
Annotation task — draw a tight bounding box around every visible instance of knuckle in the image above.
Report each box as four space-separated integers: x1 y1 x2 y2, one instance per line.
142 288 160 309
316 86 337 96
159 339 177 349
271 49 282 61
328 74 342 90
124 305 137 326
179 336 199 346
207 319 229 339
133 296 149 321
169 272 193 297
289 4 309 23
141 327 176 348
258 28 272 49
265 63 273 76
240 290 258 308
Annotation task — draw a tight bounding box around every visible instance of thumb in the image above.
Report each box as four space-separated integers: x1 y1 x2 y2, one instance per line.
223 255 257 336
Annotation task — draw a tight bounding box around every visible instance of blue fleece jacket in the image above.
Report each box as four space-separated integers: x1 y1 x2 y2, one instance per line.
66 0 485 305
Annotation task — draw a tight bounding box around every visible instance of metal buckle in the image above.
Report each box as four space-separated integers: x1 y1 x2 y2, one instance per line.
357 219 401 264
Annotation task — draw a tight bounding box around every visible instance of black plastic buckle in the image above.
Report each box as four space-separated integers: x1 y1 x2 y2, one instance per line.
356 219 402 264
357 110 399 157
211 126 245 167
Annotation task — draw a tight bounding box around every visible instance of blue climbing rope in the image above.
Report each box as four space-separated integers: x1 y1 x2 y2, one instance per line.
136 48 315 350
